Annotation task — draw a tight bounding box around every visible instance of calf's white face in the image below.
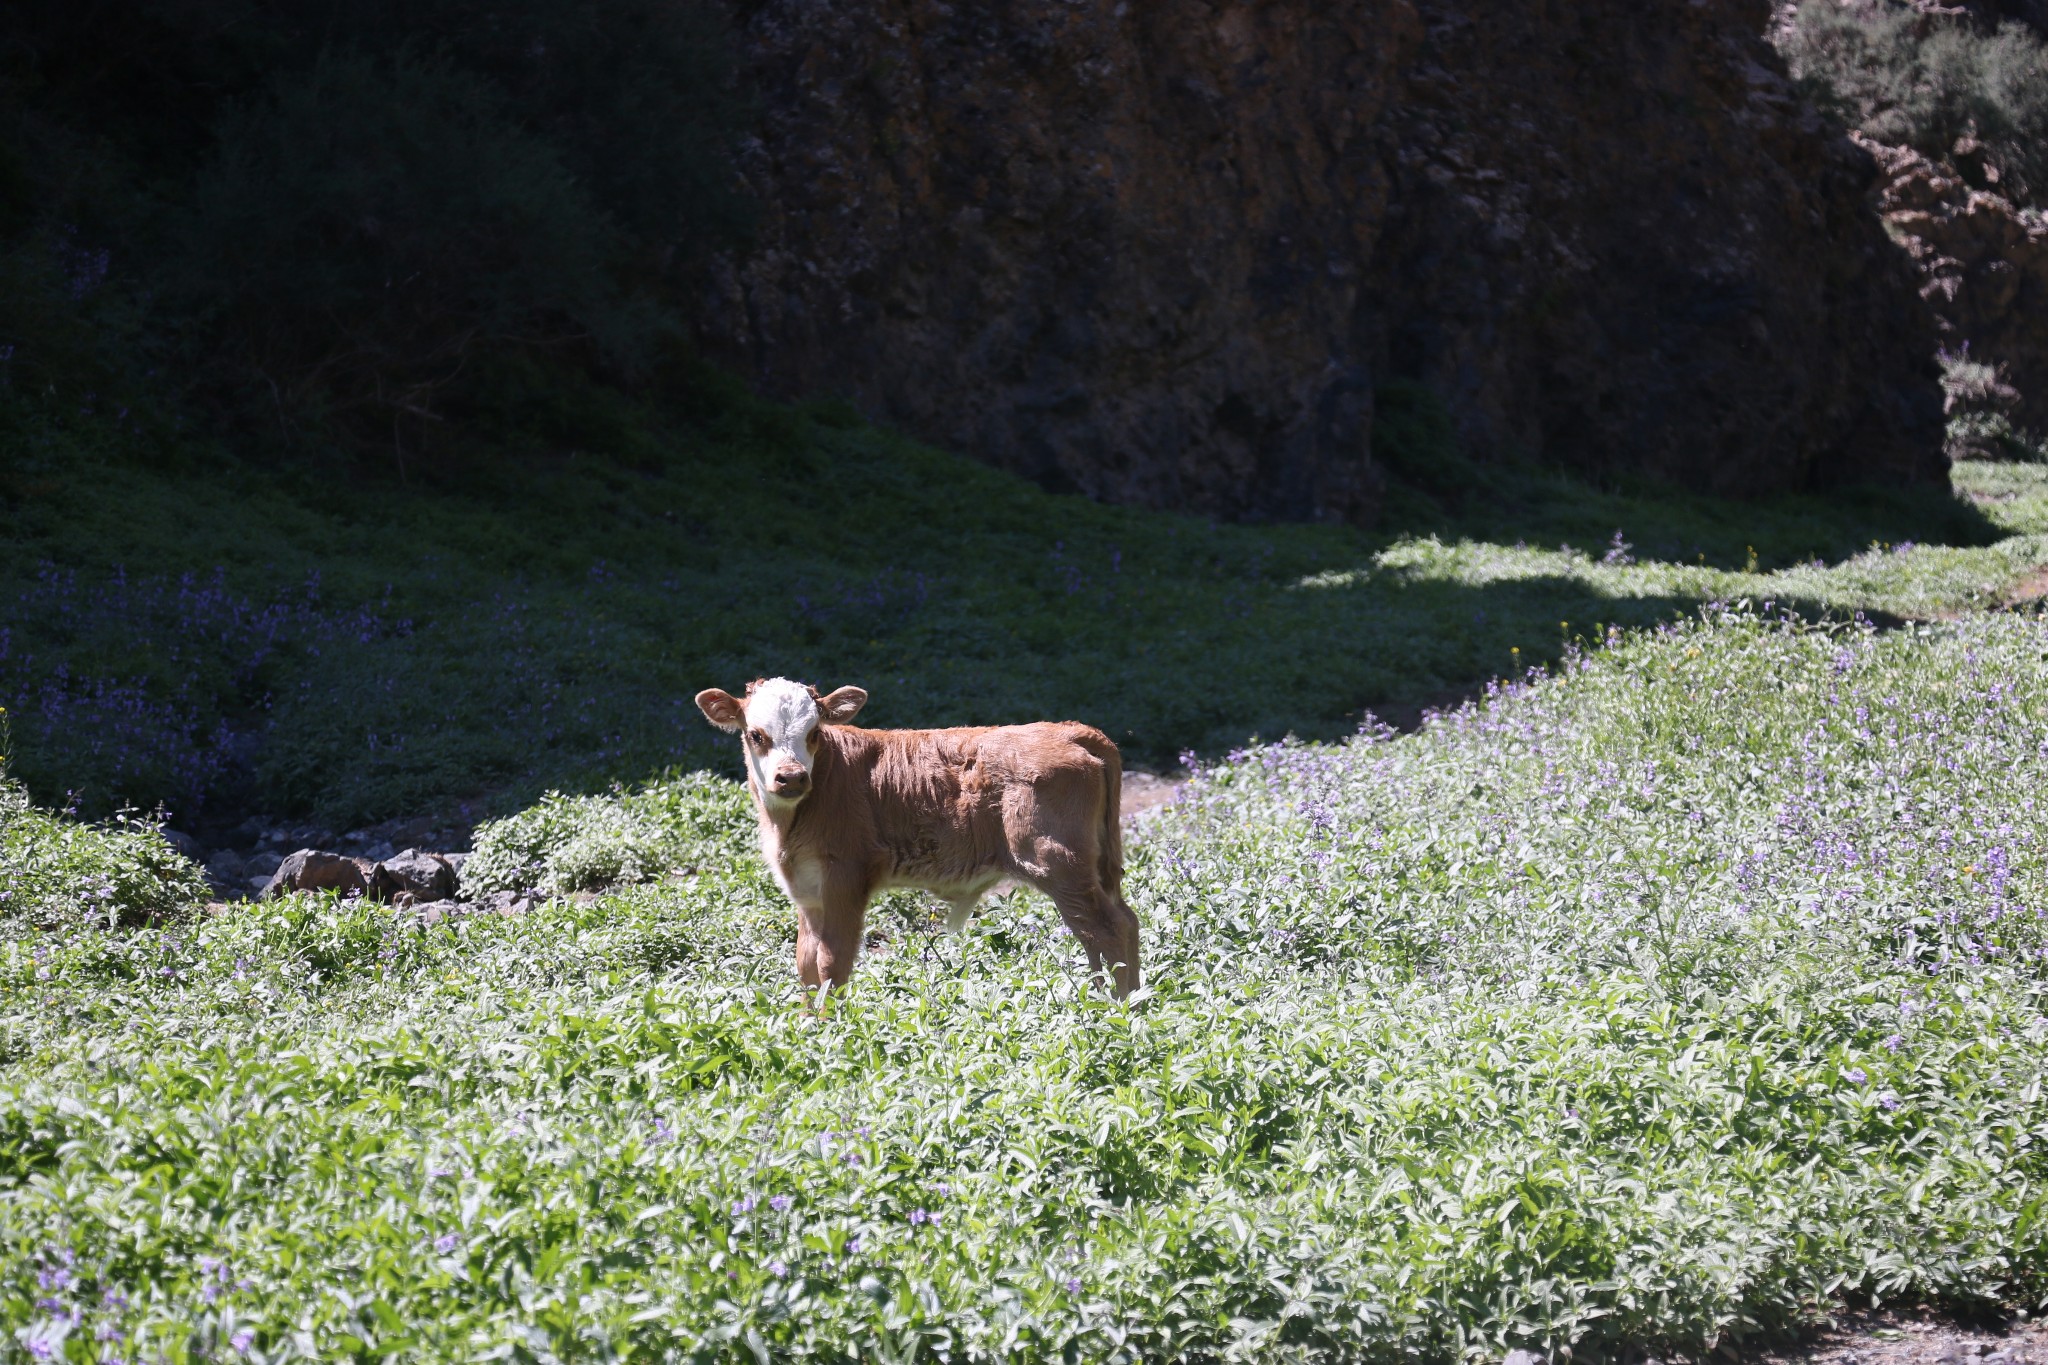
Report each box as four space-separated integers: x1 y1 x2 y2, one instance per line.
694 678 868 808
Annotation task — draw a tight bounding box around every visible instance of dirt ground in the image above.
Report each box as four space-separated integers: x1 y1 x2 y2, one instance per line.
1508 1311 2047 1365
1120 769 1183 820
1737 1312 2045 1365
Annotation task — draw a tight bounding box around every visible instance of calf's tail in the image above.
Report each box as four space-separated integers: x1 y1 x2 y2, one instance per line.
1075 730 1123 892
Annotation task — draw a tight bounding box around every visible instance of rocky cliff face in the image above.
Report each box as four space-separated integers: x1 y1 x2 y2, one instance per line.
698 0 1947 523
1856 131 2048 440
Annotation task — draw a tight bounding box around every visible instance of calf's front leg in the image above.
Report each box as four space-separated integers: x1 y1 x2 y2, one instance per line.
794 870 870 1001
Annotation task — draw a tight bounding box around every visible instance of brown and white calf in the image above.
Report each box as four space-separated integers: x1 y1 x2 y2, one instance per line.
694 678 1142 998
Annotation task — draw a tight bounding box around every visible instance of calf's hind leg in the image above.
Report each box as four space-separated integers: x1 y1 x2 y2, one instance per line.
1036 869 1141 999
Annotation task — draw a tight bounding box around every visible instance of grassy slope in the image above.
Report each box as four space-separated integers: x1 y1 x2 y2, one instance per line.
1 374 2041 832
4 610 2048 1361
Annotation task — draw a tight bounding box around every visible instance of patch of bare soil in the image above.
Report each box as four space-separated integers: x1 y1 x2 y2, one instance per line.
1120 770 1183 821
2001 566 2048 607
1737 1310 2044 1365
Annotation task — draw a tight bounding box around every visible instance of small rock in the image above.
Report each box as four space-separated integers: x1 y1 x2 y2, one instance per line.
479 890 534 917
363 840 398 863
369 849 459 903
442 851 470 878
244 850 283 880
205 850 248 882
263 849 369 900
247 875 273 894
1504 1351 1547 1365
159 829 205 860
409 899 469 925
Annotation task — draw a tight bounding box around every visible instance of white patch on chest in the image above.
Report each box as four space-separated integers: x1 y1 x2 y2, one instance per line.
757 819 825 905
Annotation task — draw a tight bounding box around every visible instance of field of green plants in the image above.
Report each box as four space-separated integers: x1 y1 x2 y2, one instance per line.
8 580 2048 1359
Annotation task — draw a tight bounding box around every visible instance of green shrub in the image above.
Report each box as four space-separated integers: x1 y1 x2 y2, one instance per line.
1372 379 1478 502
463 772 754 897
1780 1 2048 201
172 48 648 432
0 773 205 932
1940 348 2040 460
3 0 748 448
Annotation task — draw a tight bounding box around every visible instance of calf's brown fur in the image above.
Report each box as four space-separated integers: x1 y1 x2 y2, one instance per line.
695 680 1141 999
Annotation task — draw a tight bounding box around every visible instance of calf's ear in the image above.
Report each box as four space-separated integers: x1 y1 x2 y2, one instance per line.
816 686 868 723
695 688 746 732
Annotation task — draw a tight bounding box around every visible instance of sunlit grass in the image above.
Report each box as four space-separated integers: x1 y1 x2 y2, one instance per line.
1306 523 2048 622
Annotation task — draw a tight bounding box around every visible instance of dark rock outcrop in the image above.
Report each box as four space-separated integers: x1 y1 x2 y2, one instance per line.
699 0 1946 522
1856 131 2048 436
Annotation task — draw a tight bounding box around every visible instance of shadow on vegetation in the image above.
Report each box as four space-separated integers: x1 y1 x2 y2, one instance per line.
0 364 2036 837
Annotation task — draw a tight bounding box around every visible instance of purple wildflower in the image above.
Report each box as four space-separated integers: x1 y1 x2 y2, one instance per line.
770 1194 793 1212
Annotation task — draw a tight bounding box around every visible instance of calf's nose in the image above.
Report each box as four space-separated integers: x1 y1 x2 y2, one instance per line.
772 765 810 793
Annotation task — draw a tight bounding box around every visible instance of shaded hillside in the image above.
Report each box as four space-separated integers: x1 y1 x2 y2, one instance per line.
700 0 1947 523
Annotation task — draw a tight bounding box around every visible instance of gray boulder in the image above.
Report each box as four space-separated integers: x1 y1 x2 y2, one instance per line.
204 849 248 890
368 849 459 903
263 849 369 900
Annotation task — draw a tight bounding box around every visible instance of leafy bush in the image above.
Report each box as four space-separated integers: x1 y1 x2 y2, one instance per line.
1371 379 1480 505
173 48 647 433
0 773 205 933
1780 0 2048 200
463 772 754 896
1 0 748 445
1941 346 2040 460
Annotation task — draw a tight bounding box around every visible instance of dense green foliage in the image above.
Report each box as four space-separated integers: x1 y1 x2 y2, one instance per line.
463 773 751 897
5 609 2048 1360
1780 0 2048 201
0 774 203 933
0 0 745 437
0 371 2025 828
